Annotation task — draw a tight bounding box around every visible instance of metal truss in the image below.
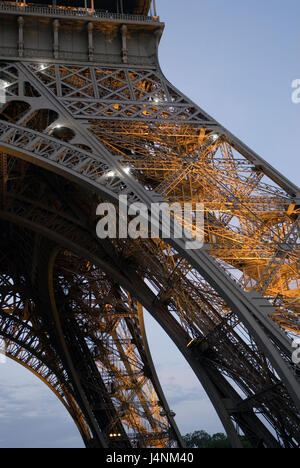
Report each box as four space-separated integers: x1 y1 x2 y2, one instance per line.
0 271 92 446
0 8 299 449
0 206 180 447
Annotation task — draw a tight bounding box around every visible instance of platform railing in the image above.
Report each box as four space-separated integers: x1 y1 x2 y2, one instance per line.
0 2 160 23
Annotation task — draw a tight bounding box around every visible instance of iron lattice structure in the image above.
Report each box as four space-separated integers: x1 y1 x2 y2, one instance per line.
0 0 299 448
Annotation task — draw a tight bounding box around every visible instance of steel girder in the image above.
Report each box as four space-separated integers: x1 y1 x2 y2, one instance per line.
0 152 298 447
0 214 181 447
0 35 298 448
0 182 279 448
0 276 92 445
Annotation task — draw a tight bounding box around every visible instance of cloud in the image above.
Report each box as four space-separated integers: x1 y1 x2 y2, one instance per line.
148 360 224 436
165 385 205 406
0 360 84 448
0 339 224 447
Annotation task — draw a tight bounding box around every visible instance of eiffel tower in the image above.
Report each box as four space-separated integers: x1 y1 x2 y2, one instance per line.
0 0 299 449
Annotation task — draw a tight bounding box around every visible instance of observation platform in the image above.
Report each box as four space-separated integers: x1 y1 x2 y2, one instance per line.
0 1 154 19
24 1 152 15
0 0 163 65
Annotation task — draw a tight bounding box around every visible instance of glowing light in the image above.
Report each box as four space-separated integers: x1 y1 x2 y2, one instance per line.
187 338 196 348
211 134 219 141
0 81 9 89
106 171 115 178
124 167 131 174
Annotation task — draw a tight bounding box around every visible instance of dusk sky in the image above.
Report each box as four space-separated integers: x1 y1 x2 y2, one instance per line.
0 0 299 448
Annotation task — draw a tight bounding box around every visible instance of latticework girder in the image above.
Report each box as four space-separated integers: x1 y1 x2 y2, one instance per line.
0 206 180 447
0 3 299 449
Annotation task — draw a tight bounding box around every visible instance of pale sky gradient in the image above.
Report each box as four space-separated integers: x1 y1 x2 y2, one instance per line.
0 0 299 448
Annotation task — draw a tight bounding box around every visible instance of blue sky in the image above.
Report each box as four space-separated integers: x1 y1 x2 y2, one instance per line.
0 0 299 448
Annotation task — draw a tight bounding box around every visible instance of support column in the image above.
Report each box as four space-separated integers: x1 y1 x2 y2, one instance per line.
153 0 157 17
121 24 128 64
17 16 24 58
53 19 59 59
87 22 94 62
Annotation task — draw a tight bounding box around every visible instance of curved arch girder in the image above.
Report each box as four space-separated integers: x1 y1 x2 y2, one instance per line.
0 55 298 448
0 286 92 445
0 180 297 447
0 119 298 417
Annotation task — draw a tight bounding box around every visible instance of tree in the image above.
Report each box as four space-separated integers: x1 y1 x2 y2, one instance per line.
183 431 212 449
209 433 231 449
183 430 251 448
